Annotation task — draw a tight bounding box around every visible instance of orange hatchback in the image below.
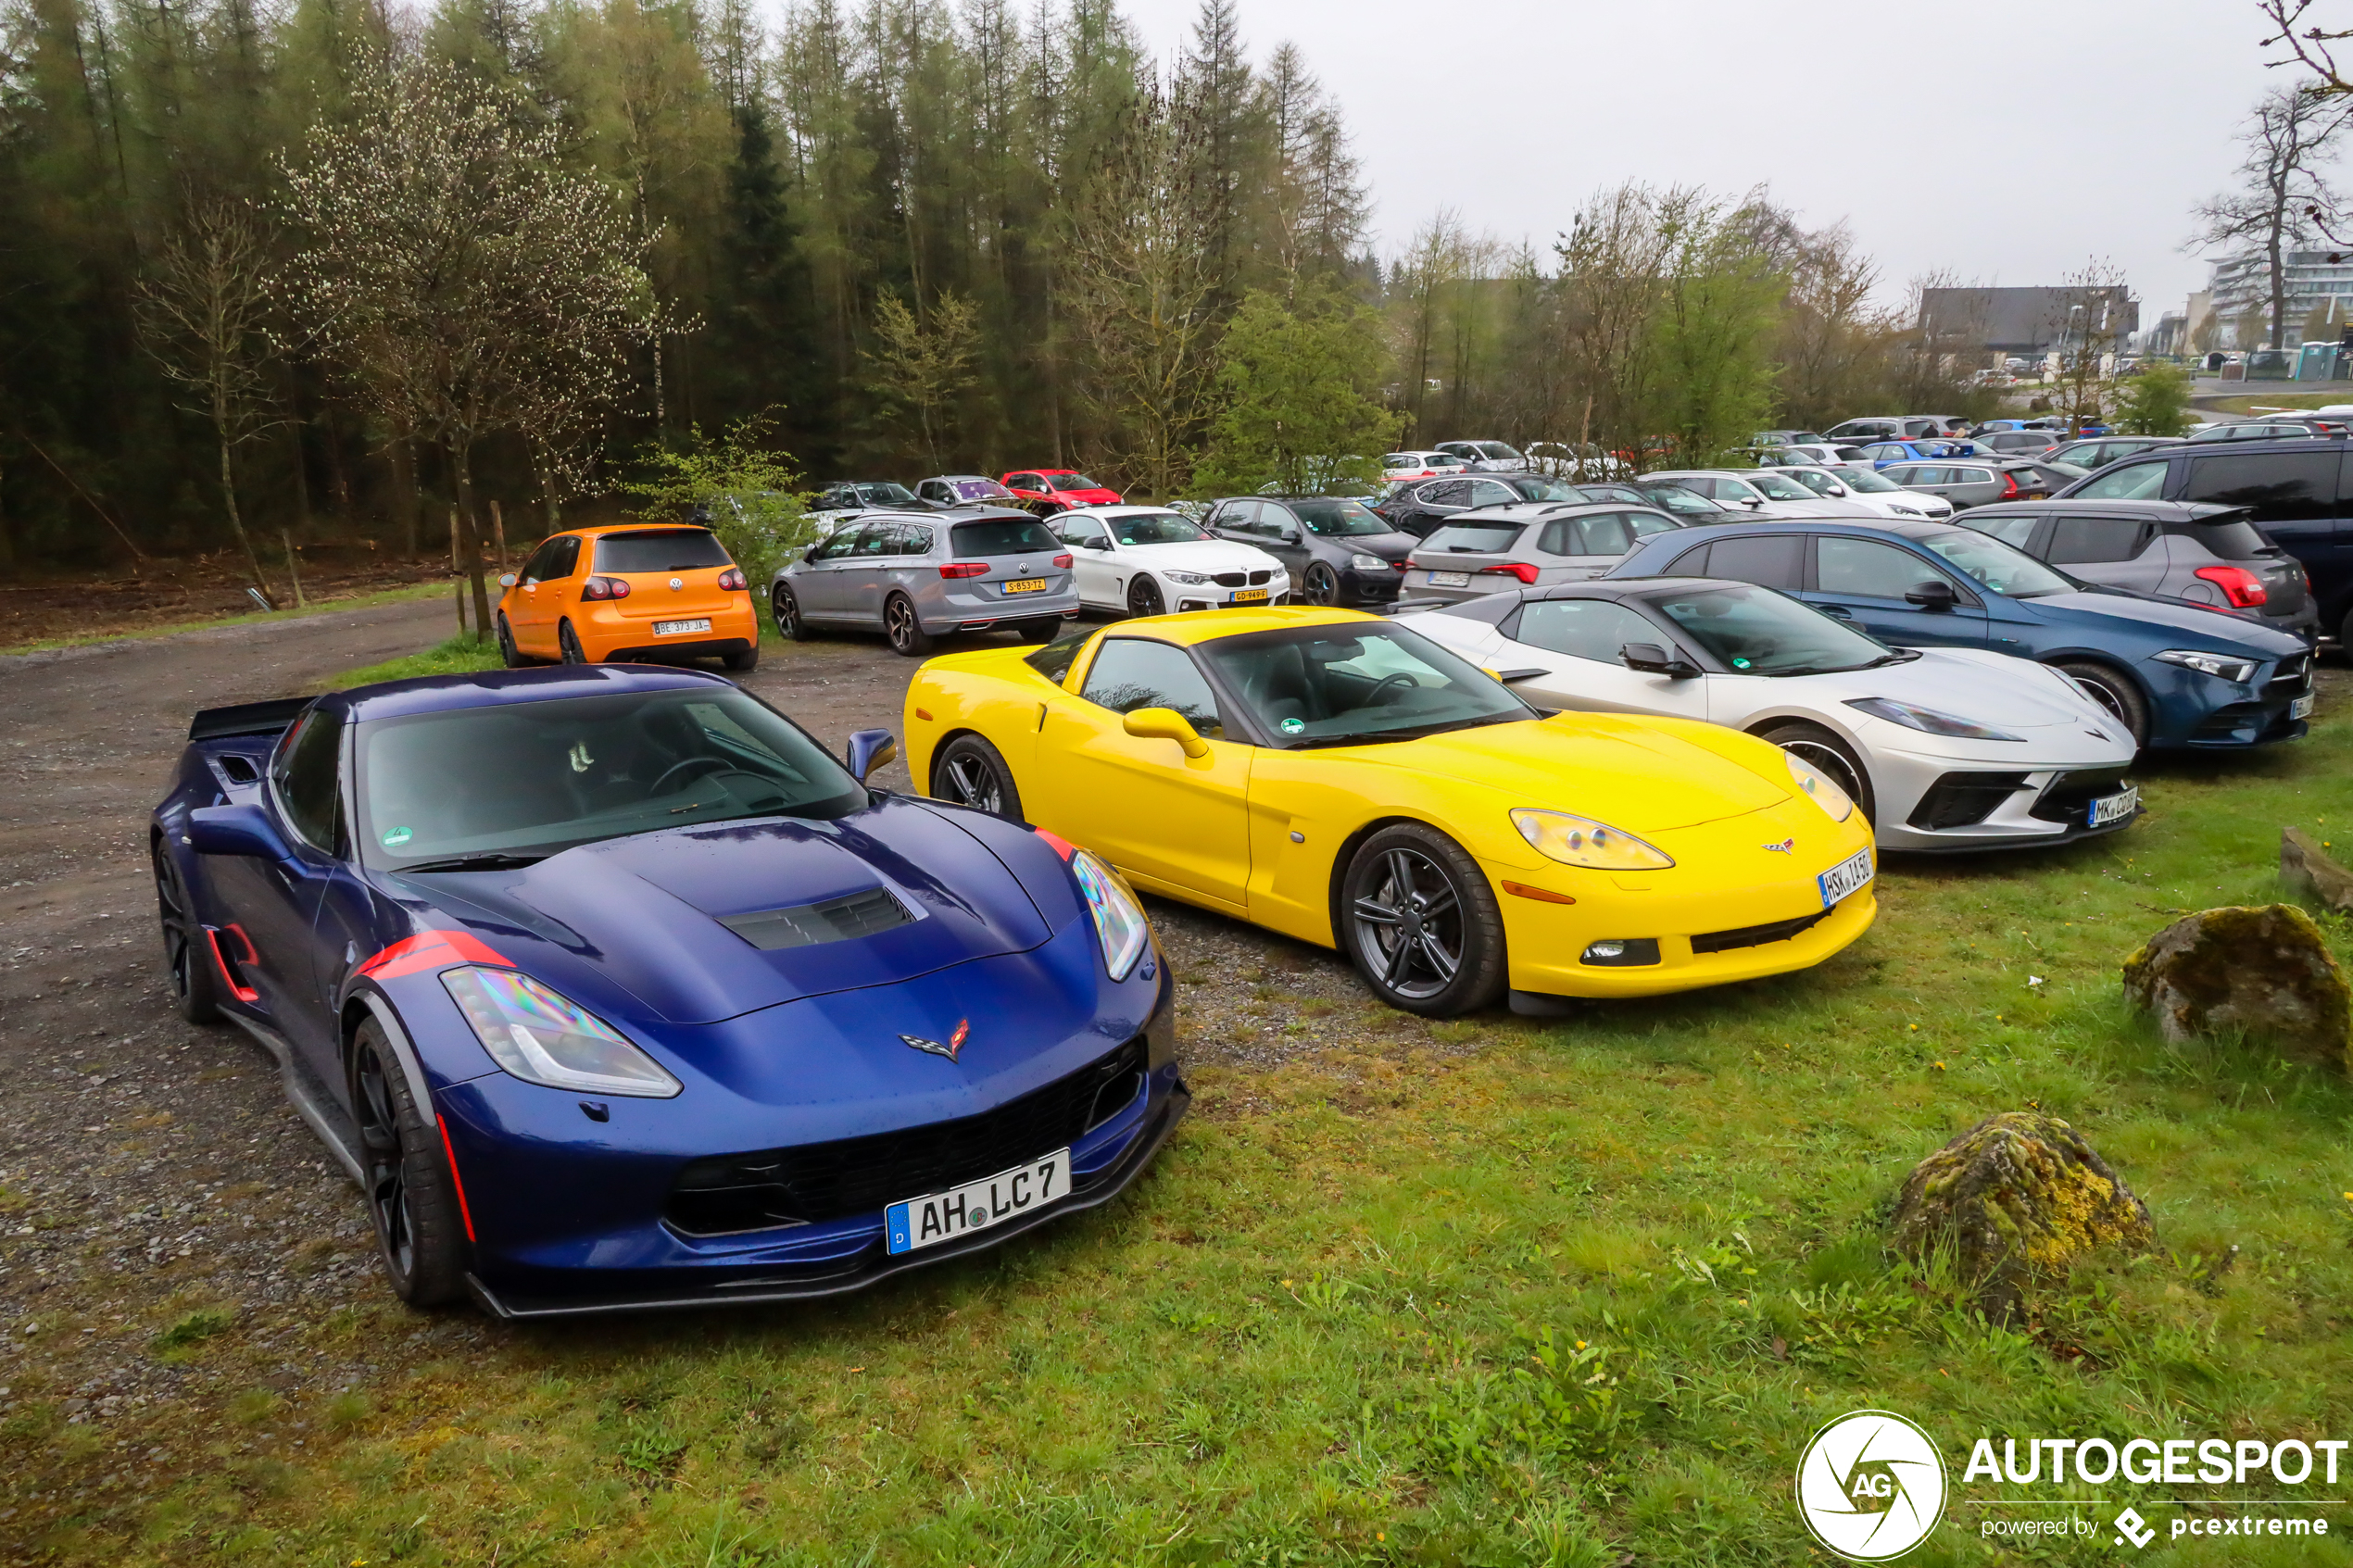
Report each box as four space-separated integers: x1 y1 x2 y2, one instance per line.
495 523 761 671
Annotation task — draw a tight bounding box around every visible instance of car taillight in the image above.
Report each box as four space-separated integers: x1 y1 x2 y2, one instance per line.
1998 471 2020 499
1053 553 1074 569
1478 562 1541 584
717 567 746 591
580 575 631 600
2195 563 2269 607
939 562 989 579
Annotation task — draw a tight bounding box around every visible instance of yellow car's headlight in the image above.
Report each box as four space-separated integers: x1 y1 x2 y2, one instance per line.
1784 749 1855 822
1511 809 1675 870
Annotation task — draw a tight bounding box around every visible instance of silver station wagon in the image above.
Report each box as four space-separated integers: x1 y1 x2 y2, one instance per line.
771 508 1081 657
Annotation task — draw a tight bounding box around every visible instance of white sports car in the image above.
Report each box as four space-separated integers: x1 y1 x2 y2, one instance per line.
1047 505 1290 617
1403 578 2141 854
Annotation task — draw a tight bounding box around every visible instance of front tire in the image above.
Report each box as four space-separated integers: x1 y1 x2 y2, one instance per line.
350 1021 468 1308
558 619 588 665
2053 659 2149 748
1302 563 1340 606
1340 823 1506 1017
930 734 1025 821
774 583 812 643
153 844 220 1025
885 593 936 657
1754 721 1877 827
1126 576 1166 618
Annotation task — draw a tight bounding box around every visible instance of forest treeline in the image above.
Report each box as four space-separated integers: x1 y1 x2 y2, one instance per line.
0 0 1991 574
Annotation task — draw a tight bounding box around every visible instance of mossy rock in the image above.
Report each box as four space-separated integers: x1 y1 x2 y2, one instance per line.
2121 903 2352 1072
1889 1111 2155 1319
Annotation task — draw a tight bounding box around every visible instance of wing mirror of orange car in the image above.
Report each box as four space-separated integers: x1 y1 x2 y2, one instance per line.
1123 707 1211 759
499 573 518 588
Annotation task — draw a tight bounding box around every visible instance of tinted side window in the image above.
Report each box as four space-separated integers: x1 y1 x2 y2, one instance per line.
1818 537 1945 597
2045 515 2149 564
1576 513 1636 554
1706 533 1804 589
1421 481 1471 507
549 536 582 577
1537 519 1578 556
1024 629 1093 685
2183 451 2339 521
1969 512 2041 549
1516 598 1659 662
1664 543 1712 576
2070 460 2171 501
1079 638 1223 736
520 539 560 583
273 709 344 852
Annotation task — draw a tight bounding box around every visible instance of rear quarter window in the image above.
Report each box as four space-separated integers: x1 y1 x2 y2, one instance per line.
2181 450 2342 521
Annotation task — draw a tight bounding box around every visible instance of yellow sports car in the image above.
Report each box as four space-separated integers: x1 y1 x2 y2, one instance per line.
902 608 1875 1016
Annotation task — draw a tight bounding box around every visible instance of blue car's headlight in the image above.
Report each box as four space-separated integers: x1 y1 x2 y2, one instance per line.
441 966 682 1098
1070 848 1151 980
2154 648 2259 684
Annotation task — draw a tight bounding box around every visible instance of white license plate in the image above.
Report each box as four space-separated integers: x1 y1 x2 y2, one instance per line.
1817 847 1875 909
652 618 712 636
2291 694 2315 721
1429 571 1470 587
2088 786 2140 827
886 1148 1070 1256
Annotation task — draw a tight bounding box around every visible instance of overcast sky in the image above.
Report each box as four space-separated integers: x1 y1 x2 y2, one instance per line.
1117 0 2314 320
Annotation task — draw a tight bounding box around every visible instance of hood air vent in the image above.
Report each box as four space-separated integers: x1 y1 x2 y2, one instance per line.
719 887 912 951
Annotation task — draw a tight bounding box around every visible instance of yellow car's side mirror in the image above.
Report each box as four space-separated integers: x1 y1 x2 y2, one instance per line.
1122 706 1211 759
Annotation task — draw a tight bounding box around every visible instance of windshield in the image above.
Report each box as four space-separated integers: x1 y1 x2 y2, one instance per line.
854 483 918 504
1051 472 1107 490
355 688 868 870
1744 471 1817 502
950 479 1013 500
1109 511 1208 546
1634 485 1729 516
1477 443 1523 461
1422 521 1526 553
1832 467 1901 493
1644 583 1893 676
950 518 1059 555
594 530 733 573
1501 476 1578 501
1203 625 1529 747
1293 499 1392 536
1915 528 2076 598
1783 470 1841 496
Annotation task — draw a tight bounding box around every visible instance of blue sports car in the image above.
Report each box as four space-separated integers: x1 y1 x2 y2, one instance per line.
1605 519 2313 752
151 666 1184 1317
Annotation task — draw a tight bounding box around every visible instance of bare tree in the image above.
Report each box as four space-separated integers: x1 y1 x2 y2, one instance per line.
279 56 665 637
1554 184 1676 471
135 198 281 604
2041 260 2132 436
864 290 981 471
1061 76 1223 500
2262 0 2353 95
2188 85 2348 349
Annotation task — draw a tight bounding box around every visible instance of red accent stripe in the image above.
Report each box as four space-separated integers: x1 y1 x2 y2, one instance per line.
436 1113 478 1244
205 927 260 1002
1032 828 1077 861
356 930 515 981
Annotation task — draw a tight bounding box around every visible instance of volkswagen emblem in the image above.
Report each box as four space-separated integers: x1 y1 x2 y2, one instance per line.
900 1019 970 1062
669 576 685 591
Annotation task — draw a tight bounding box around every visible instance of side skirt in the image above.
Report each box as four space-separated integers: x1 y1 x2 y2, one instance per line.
223 1013 368 1189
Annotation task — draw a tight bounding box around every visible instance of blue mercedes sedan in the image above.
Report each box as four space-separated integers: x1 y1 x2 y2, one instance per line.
151 666 1184 1318
1605 519 2312 751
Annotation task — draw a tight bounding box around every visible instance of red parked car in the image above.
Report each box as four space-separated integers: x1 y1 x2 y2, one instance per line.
1000 469 1122 513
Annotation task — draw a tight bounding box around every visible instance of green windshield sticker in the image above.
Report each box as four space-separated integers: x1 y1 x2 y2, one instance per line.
1280 717 1305 734
382 826 413 848
1732 658 1752 669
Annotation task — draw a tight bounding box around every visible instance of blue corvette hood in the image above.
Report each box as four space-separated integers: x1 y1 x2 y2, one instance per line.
401 797 1067 1025
2018 589 2307 655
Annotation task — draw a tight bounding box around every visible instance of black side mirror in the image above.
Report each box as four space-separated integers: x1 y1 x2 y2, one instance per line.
1905 580 1958 610
1620 642 1700 678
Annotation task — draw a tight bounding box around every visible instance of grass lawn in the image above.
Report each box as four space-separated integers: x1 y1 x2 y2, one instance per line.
2202 391 2353 417
19 674 2353 1566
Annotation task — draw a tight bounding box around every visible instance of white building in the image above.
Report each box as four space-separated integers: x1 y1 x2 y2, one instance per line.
2207 251 2353 345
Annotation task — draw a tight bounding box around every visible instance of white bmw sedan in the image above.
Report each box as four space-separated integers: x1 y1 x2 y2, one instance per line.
1403 578 2140 853
1046 505 1290 617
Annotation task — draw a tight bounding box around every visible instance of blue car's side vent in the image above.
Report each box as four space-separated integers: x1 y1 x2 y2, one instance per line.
719 886 912 951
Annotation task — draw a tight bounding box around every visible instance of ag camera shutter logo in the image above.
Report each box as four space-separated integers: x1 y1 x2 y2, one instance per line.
1796 1410 1948 1561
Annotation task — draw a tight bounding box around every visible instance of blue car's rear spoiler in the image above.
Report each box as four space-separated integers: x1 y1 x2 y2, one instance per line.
188 695 314 743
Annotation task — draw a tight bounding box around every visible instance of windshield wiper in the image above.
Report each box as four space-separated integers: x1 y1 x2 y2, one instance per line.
1866 648 1923 667
396 852 546 872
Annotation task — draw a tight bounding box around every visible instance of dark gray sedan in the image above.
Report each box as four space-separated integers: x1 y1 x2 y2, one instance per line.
1205 495 1418 607
771 508 1079 657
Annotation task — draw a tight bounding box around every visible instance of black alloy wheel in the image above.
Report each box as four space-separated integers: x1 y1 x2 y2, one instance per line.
152 843 220 1025
1016 617 1063 643
1755 721 1877 827
2053 660 2149 749
1302 563 1341 606
1340 824 1506 1017
495 613 525 669
1126 576 1165 619
774 583 812 643
931 734 1025 821
350 1021 468 1307
558 620 588 665
885 593 936 657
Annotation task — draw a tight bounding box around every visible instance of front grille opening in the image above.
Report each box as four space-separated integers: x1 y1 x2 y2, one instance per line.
1906 771 2030 831
2192 702 2264 740
2029 767 2133 825
1212 571 1246 587
1691 909 1830 955
1247 570 1273 585
665 1036 1149 1236
719 886 912 951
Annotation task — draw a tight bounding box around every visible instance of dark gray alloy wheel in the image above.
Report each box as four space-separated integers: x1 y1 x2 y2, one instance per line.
885 593 936 657
1341 823 1507 1017
931 734 1025 821
153 843 220 1025
1302 562 1340 605
1126 576 1165 618
350 1021 468 1307
774 583 812 642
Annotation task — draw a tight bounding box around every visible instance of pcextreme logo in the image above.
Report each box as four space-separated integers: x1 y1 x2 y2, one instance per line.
1796 1410 1949 1562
